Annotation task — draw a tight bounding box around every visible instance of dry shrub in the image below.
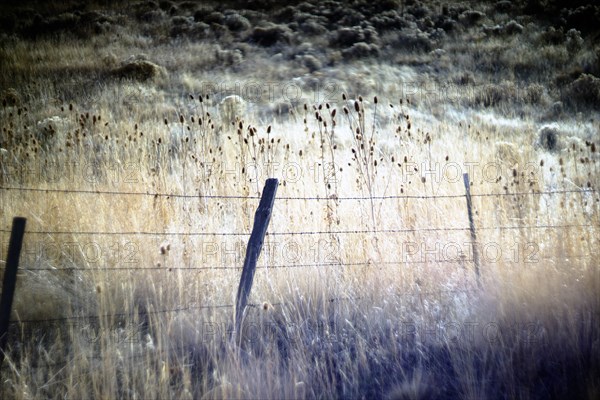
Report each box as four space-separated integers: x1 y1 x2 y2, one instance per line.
138 9 165 23
458 9 485 26
406 2 431 19
565 28 584 54
223 12 251 32
133 1 159 18
331 27 364 47
248 24 292 47
538 26 564 46
536 125 561 152
337 9 365 27
300 19 327 35
331 26 379 48
482 21 517 37
113 58 167 82
342 42 380 59
369 10 405 31
170 16 210 39
273 5 297 23
301 54 322 72
563 73 600 109
437 17 459 33
215 47 244 66
195 10 224 24
393 29 434 53
504 20 524 35
523 83 548 105
474 81 517 107
170 15 193 35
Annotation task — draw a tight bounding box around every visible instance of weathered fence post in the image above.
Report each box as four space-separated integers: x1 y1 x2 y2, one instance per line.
0 217 27 370
234 179 278 343
463 173 481 286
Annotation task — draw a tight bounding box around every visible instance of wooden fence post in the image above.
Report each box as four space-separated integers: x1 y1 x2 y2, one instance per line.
463 174 481 286
0 217 27 370
234 179 278 343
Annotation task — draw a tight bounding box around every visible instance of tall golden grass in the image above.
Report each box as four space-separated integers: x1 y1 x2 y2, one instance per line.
1 83 598 398
1 0 599 397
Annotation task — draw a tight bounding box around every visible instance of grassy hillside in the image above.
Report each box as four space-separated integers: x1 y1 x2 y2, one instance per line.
0 0 599 399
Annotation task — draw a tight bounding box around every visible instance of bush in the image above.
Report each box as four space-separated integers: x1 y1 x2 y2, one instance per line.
504 20 524 35
194 10 224 24
565 29 583 54
562 73 600 109
273 6 297 23
338 9 365 27
536 126 560 152
523 83 548 105
474 81 517 107
342 42 380 59
248 24 291 46
300 19 327 35
370 11 406 31
331 26 379 48
301 55 322 72
393 29 434 52
215 47 244 66
458 10 485 26
223 12 251 32
113 58 167 82
331 27 364 47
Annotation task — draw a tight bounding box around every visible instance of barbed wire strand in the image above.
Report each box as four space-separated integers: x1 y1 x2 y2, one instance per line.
1 223 596 238
18 253 594 273
1 185 596 202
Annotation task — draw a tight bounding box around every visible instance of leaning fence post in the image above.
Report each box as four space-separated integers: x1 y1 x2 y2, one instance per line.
463 174 481 287
234 179 278 343
0 217 27 370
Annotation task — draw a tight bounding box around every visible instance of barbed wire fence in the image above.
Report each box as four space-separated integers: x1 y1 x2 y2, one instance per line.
0 176 598 371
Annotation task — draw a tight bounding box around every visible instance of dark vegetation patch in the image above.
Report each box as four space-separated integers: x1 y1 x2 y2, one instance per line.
1 0 599 118
537 125 560 152
248 23 292 47
562 73 600 110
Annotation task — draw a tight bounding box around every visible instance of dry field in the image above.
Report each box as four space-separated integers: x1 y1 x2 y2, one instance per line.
0 0 599 399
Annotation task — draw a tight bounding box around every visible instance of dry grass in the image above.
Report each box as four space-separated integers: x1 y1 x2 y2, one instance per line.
1 0 599 399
